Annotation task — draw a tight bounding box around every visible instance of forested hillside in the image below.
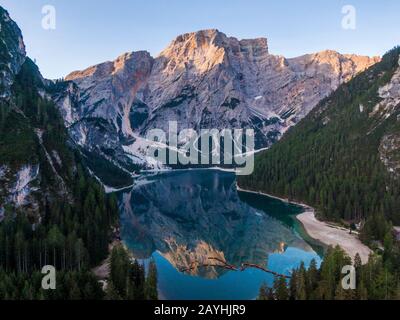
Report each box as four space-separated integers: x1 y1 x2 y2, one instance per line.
239 47 400 243
0 5 158 300
0 56 121 298
259 246 400 300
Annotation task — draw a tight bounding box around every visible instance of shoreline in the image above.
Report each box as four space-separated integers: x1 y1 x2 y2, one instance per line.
236 184 313 210
236 185 372 264
109 171 373 264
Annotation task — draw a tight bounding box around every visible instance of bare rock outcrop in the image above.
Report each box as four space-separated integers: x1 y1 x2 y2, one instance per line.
53 29 380 186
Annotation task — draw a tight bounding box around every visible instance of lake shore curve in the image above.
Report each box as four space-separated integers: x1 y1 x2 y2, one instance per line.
236 185 372 264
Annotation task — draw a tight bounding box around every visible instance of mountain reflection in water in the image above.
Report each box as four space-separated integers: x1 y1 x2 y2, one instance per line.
118 169 322 299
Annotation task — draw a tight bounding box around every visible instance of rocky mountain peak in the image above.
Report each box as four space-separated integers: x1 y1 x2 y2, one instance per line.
167 29 269 53
66 50 153 82
0 7 26 98
158 29 228 75
170 29 223 46
288 50 380 88
158 29 269 74
53 29 381 187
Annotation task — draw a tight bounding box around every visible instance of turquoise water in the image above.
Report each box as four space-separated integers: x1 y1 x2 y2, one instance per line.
118 169 322 300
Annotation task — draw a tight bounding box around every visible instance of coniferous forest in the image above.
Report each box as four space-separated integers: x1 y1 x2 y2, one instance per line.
259 245 400 300
2 3 400 303
240 48 400 300
239 47 400 244
0 58 157 300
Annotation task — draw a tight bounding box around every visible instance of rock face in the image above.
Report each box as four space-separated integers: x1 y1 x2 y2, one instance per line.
0 7 26 98
377 57 400 178
53 52 156 185
0 57 77 217
371 56 400 127
54 29 380 186
0 164 40 213
0 7 75 217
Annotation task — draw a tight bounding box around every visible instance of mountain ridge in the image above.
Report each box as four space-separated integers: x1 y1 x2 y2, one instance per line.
53 29 380 187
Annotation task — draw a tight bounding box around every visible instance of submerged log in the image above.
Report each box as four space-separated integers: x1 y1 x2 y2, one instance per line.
179 257 291 279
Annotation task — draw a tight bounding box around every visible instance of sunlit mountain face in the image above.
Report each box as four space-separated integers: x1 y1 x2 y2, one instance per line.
52 29 379 188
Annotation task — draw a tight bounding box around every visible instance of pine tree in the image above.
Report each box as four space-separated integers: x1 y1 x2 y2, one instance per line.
257 282 269 300
104 281 122 300
130 259 146 300
110 245 130 297
145 260 158 300
69 281 81 300
296 263 307 300
306 259 319 298
273 276 289 300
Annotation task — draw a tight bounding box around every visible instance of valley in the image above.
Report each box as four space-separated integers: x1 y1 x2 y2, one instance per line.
0 2 400 302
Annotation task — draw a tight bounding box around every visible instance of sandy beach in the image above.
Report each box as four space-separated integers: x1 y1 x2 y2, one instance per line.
236 185 372 264
297 211 372 264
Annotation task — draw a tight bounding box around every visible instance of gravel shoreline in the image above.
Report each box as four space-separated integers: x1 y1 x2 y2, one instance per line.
297 211 372 264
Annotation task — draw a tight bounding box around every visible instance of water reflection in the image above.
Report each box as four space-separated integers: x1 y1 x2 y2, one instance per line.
119 170 319 280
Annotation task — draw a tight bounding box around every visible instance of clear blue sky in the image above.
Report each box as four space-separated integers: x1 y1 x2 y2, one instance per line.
1 0 399 79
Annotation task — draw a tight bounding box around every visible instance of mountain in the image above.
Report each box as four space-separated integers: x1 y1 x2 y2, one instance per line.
53 29 379 188
0 6 36 217
0 7 25 99
0 11 77 220
0 5 118 276
238 47 400 243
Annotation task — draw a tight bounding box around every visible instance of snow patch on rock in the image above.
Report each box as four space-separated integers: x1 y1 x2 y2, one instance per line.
122 134 166 170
